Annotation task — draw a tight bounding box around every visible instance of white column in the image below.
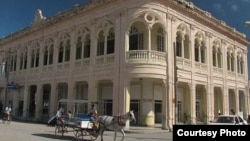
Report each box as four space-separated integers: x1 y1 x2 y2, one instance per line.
181 35 184 58
148 27 151 51
104 35 108 62
229 54 232 71
118 78 130 129
198 44 201 63
23 84 29 118
190 83 196 124
81 40 85 60
224 87 229 115
215 48 218 67
49 82 57 117
235 89 239 114
206 86 212 123
63 41 66 62
148 26 151 59
12 90 19 116
67 81 74 111
47 48 50 66
162 80 168 129
35 84 42 120
141 79 154 126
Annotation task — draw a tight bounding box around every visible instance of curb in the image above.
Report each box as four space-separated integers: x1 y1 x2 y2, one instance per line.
125 128 170 134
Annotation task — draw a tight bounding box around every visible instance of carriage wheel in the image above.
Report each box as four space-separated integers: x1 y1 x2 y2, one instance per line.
90 130 98 140
75 130 84 141
55 125 64 137
73 128 78 137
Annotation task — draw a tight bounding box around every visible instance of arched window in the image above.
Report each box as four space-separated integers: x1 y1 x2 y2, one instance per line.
194 40 199 62
10 55 14 72
31 50 35 68
20 53 23 70
237 54 244 74
43 46 49 65
107 28 115 54
227 52 230 70
217 48 222 68
176 33 182 57
230 53 234 72
212 47 216 67
84 34 91 58
183 35 190 59
97 31 105 56
129 26 143 50
76 37 82 60
240 57 244 74
65 40 70 62
200 44 206 63
49 45 53 65
24 51 27 69
58 42 64 63
157 28 164 52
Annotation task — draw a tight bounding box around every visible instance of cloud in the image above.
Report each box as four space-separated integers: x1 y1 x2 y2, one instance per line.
212 3 224 13
242 0 250 3
213 1 239 13
230 4 238 12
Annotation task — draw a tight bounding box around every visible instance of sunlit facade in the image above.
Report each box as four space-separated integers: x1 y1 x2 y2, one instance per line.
0 0 249 130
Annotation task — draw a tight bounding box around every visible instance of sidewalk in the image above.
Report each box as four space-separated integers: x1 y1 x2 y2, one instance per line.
125 124 169 134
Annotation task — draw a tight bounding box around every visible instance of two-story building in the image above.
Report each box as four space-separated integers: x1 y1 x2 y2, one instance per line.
0 0 249 130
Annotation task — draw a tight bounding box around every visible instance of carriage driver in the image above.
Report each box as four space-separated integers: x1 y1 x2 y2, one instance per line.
56 107 65 125
88 104 98 125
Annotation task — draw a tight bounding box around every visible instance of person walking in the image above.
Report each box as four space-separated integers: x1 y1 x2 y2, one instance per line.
5 106 12 121
56 107 64 125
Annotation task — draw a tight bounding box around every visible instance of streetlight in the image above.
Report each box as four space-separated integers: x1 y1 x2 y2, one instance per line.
1 50 15 110
2 51 10 110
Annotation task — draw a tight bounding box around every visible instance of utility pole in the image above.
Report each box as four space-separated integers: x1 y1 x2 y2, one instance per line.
4 51 10 109
173 42 178 125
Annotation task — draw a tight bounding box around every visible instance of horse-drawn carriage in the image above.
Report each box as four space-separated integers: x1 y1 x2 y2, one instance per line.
54 99 100 140
53 99 136 141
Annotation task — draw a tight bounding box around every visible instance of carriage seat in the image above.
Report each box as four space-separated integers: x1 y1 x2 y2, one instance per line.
76 114 95 129
77 114 91 121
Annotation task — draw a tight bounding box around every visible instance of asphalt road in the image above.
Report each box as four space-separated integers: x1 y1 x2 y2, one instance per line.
0 120 172 141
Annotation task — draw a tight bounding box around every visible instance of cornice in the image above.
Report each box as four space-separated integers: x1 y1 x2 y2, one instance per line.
170 0 248 46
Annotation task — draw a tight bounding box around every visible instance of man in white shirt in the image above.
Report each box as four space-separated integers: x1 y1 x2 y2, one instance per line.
88 104 98 124
5 106 12 121
56 107 64 125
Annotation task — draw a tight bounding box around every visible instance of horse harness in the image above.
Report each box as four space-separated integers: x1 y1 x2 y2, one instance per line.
113 115 128 126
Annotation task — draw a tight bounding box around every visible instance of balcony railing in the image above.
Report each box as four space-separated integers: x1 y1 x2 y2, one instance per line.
57 62 70 70
194 62 208 74
75 58 90 67
95 54 115 65
126 50 167 63
176 57 191 70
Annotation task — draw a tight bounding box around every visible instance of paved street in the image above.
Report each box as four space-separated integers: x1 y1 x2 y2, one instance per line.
0 120 172 141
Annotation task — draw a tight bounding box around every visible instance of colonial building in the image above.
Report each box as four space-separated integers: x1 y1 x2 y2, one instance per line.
0 0 249 130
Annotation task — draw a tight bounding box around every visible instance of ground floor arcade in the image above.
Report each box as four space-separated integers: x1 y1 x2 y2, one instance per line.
0 78 248 130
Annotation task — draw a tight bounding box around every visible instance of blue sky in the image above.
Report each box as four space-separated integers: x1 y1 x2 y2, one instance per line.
0 0 250 76
0 0 86 37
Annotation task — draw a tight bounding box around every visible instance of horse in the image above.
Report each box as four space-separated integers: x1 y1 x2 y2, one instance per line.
98 110 136 141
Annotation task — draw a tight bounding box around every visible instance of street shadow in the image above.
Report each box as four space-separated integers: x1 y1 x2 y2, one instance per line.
32 133 76 140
